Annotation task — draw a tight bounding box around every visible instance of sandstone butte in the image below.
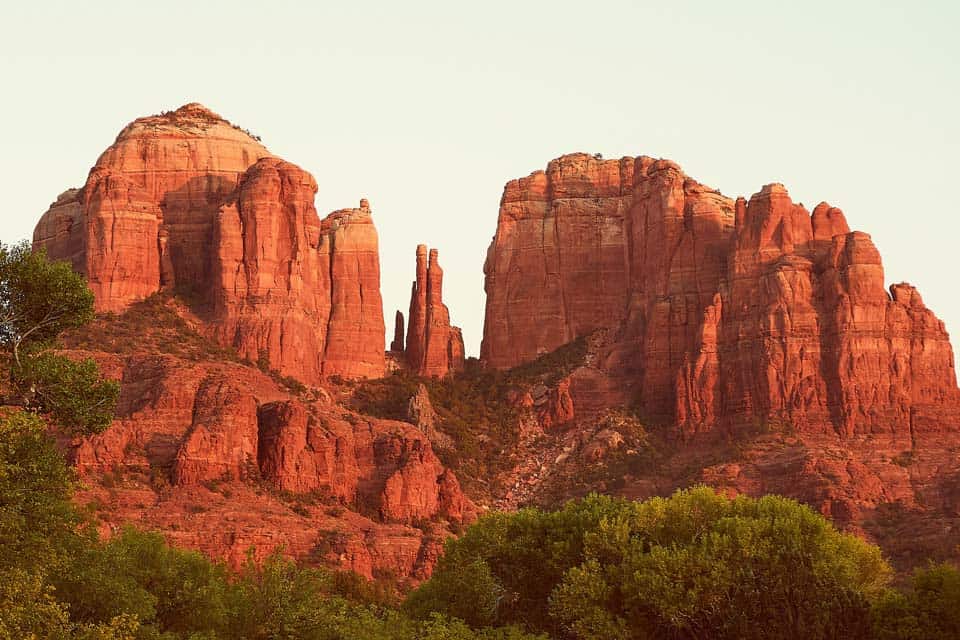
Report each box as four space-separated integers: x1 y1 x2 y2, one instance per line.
394 245 465 378
31 103 960 578
481 153 960 438
33 103 385 383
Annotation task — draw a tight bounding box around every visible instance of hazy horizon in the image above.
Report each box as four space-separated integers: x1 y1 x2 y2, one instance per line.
2 1 958 360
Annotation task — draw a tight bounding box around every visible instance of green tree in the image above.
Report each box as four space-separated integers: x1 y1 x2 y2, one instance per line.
0 242 93 366
0 410 78 573
0 241 118 435
872 563 960 640
552 490 887 639
0 567 72 640
405 559 504 628
405 494 629 633
409 488 892 640
11 352 119 435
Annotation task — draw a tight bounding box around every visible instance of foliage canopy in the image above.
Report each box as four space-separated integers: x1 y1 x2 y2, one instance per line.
0 241 118 435
408 488 892 640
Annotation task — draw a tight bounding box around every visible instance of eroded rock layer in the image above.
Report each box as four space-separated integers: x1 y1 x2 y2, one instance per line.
68 343 474 577
482 153 959 436
34 104 385 381
403 245 465 377
481 154 633 368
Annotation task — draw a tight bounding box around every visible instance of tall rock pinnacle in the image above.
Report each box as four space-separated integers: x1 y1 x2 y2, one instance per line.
403 245 465 377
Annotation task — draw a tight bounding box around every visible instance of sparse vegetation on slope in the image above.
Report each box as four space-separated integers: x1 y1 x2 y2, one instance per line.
348 335 592 498
65 293 239 363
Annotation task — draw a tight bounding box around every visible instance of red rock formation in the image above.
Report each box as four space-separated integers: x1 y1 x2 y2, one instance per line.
481 154 633 368
73 350 467 525
320 200 386 379
34 104 271 311
32 189 84 269
613 158 736 422
34 104 385 382
256 398 473 524
404 245 465 377
482 153 960 437
67 326 473 578
210 159 384 381
391 311 405 352
509 379 576 431
680 186 959 437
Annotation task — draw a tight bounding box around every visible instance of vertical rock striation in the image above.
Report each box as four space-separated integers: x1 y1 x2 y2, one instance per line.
481 154 633 368
482 153 960 436
320 199 386 379
33 103 272 311
34 104 385 382
403 245 465 377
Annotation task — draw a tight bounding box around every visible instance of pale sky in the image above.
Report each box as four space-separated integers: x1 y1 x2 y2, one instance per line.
1 1 958 358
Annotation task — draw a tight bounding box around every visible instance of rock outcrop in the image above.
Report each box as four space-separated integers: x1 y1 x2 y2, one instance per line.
677 187 958 437
256 398 472 524
320 200 386 379
482 153 960 437
211 167 385 381
390 311 406 352
481 154 633 368
33 104 271 310
74 350 467 525
34 104 385 382
65 313 474 579
402 246 465 377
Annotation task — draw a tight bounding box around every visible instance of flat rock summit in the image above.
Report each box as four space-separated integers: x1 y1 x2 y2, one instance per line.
481 153 959 437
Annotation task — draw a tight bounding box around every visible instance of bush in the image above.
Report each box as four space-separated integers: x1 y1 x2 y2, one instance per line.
407 488 891 640
873 563 960 639
0 410 78 573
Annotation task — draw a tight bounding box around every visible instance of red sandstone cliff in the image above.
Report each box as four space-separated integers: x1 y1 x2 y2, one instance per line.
400 245 465 378
481 154 632 369
62 298 473 579
34 104 385 382
33 103 271 309
482 153 960 437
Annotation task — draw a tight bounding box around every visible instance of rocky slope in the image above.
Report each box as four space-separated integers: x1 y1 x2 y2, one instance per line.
62 297 473 581
35 104 385 383
482 153 960 437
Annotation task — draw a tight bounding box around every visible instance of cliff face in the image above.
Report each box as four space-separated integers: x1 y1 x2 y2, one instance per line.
679 187 958 437
482 153 960 436
33 104 385 382
64 305 474 578
400 246 465 378
481 154 633 368
33 103 271 309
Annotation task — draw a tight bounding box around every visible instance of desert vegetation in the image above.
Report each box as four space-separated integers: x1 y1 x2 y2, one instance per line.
348 336 590 496
4 246 960 639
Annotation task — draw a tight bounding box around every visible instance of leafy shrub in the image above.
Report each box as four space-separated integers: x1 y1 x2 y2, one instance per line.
407 487 891 640
872 563 960 640
11 351 119 435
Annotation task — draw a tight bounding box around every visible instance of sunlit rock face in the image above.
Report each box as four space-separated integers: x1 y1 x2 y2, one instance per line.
403 245 465 378
34 104 386 382
482 153 960 436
